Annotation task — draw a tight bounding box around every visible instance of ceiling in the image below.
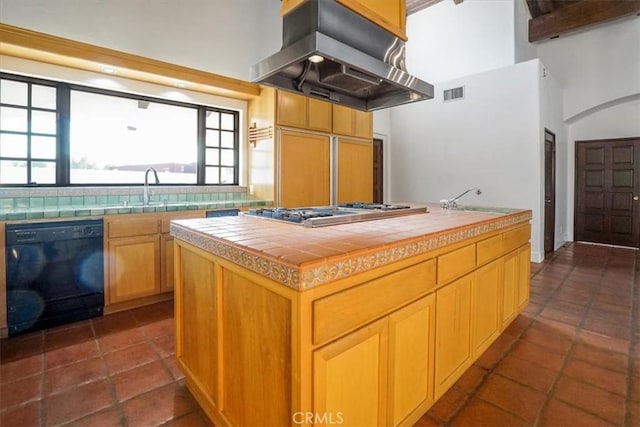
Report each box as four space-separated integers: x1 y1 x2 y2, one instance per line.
406 0 640 42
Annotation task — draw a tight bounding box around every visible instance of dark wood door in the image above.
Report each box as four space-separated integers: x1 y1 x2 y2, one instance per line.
544 130 556 255
373 138 383 203
575 137 640 248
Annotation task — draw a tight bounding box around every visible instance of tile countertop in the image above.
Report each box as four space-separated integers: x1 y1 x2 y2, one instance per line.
0 199 271 221
170 203 532 290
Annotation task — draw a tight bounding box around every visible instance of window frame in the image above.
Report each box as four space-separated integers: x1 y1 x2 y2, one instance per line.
0 72 241 187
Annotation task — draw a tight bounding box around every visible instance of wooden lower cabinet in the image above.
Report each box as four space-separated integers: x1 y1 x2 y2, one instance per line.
313 295 436 427
107 235 161 304
173 224 532 426
161 234 175 292
501 249 519 328
388 295 436 426
434 275 472 399
471 260 501 359
517 244 531 309
314 318 388 427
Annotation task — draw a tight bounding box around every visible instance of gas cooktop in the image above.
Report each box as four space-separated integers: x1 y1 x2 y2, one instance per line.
246 203 428 227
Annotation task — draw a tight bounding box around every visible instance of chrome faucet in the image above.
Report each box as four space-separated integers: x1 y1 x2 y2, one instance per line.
143 167 160 205
441 187 482 209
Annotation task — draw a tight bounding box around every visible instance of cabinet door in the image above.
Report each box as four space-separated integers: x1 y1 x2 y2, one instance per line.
108 235 160 304
332 104 354 136
501 250 519 329
307 98 332 132
279 130 331 207
471 260 501 358
517 244 531 310
337 138 373 203
388 295 435 426
161 234 175 293
314 318 388 427
336 0 406 40
434 275 472 399
353 109 373 139
276 91 306 128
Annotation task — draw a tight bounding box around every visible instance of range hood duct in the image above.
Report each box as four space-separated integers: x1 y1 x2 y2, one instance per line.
250 0 434 111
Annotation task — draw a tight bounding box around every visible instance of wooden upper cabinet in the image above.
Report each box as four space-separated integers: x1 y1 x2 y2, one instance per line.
276 91 331 132
332 104 373 139
336 0 407 40
282 0 407 41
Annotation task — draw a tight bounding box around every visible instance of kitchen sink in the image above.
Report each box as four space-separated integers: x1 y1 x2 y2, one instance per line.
456 206 517 215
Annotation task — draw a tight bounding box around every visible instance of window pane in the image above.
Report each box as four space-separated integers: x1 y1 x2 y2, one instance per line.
0 133 28 158
69 91 197 184
220 149 234 166
205 111 219 128
31 110 57 134
206 129 219 147
0 106 28 132
205 166 219 184
0 160 27 184
206 148 219 165
32 135 56 159
221 131 234 148
221 167 235 184
0 80 28 106
32 85 57 109
31 161 56 184
221 113 234 130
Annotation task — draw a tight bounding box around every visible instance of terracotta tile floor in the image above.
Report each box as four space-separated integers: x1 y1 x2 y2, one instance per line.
0 242 638 426
416 243 640 427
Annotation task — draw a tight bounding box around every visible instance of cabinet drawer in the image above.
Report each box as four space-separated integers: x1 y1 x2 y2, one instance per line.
161 211 203 233
503 225 530 253
437 244 476 284
313 259 436 345
108 218 160 238
477 235 503 265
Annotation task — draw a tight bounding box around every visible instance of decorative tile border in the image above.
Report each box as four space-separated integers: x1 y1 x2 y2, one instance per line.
171 211 533 290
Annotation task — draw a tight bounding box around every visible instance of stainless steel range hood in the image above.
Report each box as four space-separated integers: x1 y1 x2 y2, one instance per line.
250 0 434 111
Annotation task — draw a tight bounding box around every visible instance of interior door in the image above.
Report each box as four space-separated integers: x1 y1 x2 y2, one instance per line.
373 138 383 203
575 138 640 248
544 130 556 255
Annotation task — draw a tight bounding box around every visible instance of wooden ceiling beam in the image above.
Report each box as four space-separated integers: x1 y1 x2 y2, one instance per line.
529 0 640 42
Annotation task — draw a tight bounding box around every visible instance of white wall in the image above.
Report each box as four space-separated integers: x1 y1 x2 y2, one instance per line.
0 0 283 81
513 0 537 63
539 63 568 248
389 60 545 260
537 17 640 121
406 0 515 83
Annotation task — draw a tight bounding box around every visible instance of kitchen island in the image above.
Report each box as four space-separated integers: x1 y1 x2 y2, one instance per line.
170 203 531 426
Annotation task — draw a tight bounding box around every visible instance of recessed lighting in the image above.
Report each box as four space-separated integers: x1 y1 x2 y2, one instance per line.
308 55 324 63
176 82 187 88
102 67 116 74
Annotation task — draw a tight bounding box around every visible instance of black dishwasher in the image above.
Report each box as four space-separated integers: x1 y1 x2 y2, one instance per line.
6 219 104 336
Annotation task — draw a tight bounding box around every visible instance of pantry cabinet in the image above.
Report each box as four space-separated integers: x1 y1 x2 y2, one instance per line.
279 129 331 207
336 137 373 203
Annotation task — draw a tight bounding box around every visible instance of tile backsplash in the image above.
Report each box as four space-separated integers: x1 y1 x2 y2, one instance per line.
0 186 273 220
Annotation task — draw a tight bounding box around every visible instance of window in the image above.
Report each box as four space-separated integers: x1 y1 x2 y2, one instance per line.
0 73 240 186
0 77 58 184
70 91 198 184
